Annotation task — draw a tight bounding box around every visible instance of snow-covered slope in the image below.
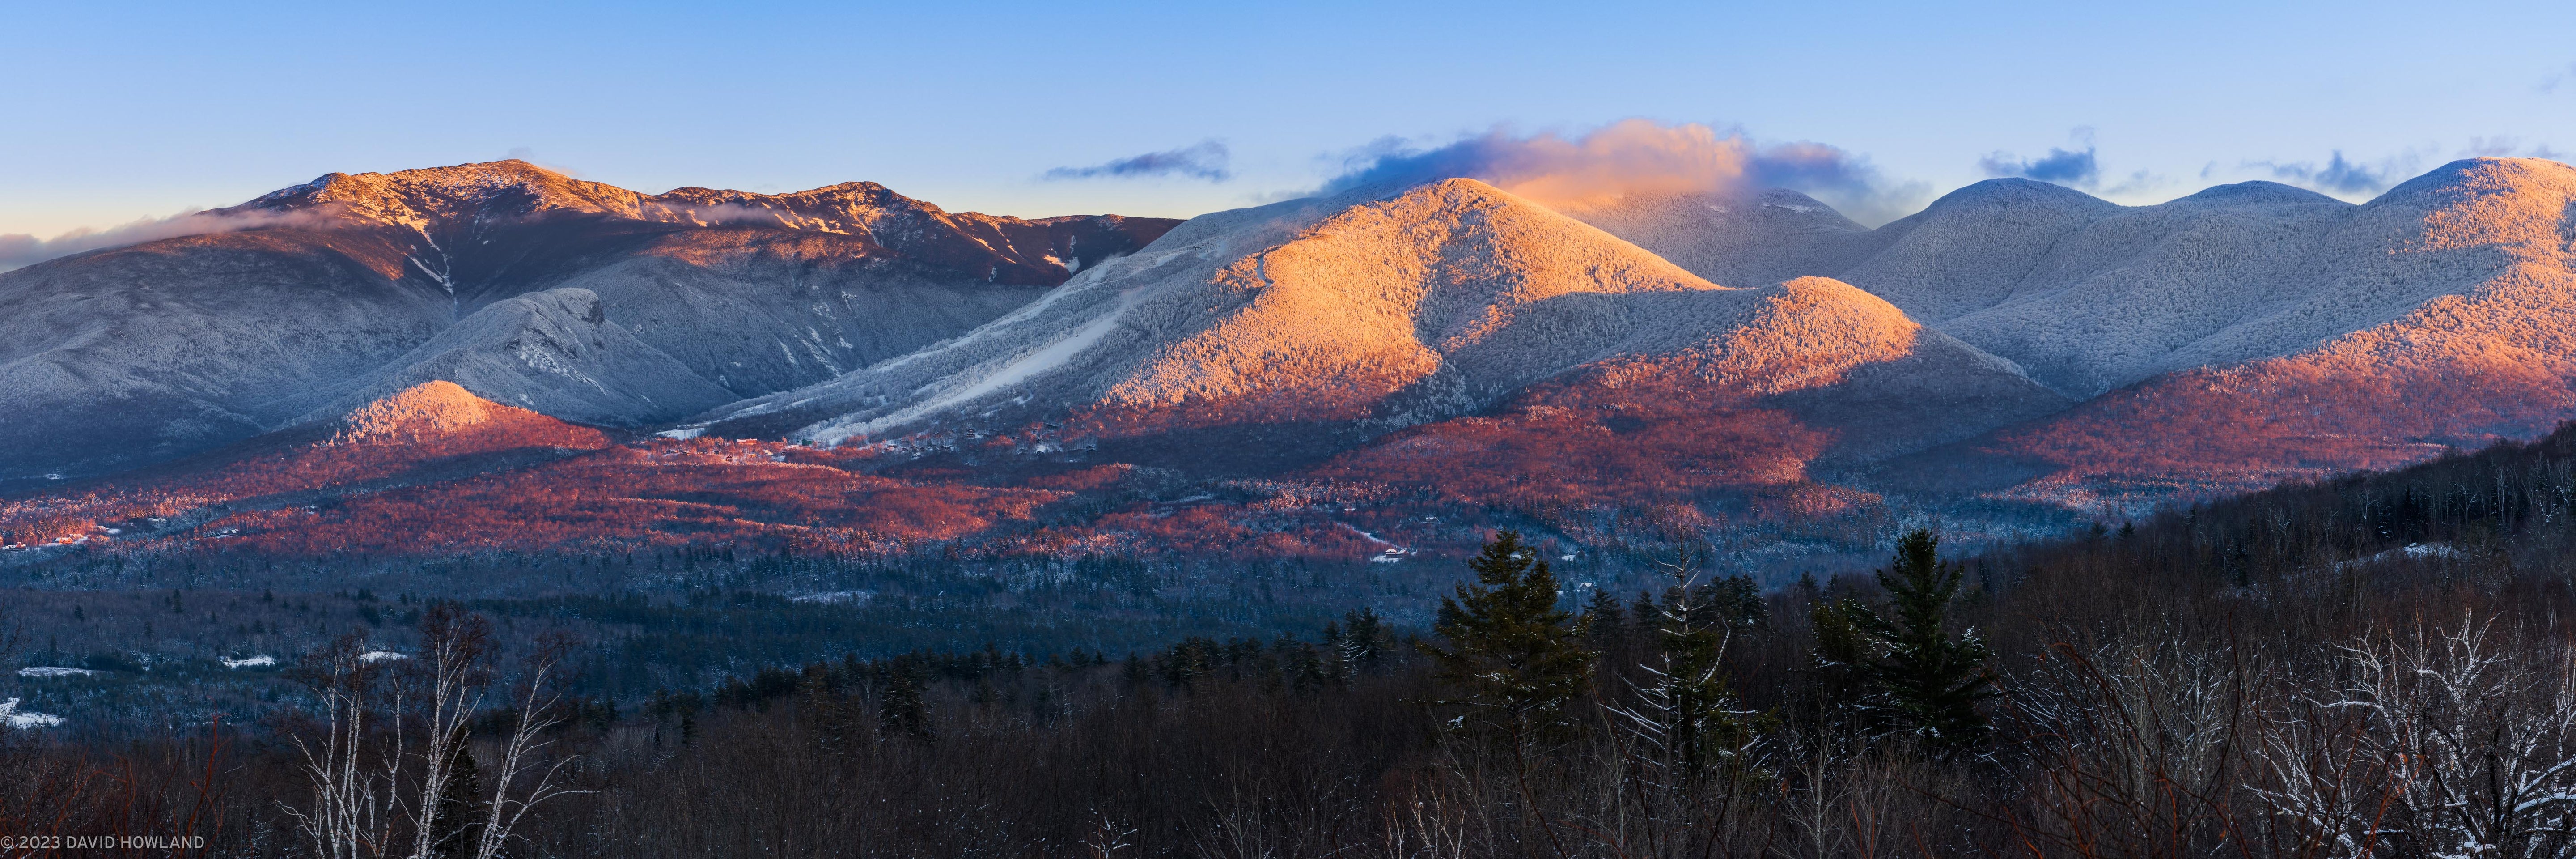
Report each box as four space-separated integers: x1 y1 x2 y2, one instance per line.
695 179 2068 472
1554 187 1873 294
1583 159 2576 402
284 288 737 427
0 161 1178 481
1898 157 2576 506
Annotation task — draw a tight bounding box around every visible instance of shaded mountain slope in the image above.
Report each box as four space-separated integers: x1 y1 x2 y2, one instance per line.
0 160 1178 481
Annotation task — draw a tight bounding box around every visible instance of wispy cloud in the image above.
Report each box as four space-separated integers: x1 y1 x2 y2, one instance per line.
1043 140 1232 182
2543 61 2576 94
1973 128 2165 196
2246 150 2415 196
1979 145 2099 187
505 147 585 178
1313 119 1927 225
2460 136 2523 157
0 208 335 272
2455 136 2568 161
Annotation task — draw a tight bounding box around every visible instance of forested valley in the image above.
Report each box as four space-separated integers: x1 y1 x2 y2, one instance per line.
17 420 2576 858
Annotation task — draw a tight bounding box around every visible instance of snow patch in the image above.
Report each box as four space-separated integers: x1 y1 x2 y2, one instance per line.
16 667 97 678
1 699 64 730
222 655 277 669
790 590 874 605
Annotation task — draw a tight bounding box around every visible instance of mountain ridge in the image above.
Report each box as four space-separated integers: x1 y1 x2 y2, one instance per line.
0 161 1181 481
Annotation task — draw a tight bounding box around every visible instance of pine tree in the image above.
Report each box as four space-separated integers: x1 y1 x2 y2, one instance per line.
1835 529 1997 758
1424 531 1593 738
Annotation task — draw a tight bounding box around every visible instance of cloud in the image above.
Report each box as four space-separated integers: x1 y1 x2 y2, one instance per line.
640 200 795 227
1977 128 2112 190
504 147 585 178
2456 136 2568 162
0 208 335 272
2544 62 2576 94
2099 170 2167 197
1980 146 2099 186
1313 119 1927 225
2249 150 2408 196
1043 140 1231 182
2460 136 2522 157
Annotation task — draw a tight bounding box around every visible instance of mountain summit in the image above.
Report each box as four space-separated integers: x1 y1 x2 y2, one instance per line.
695 179 2067 477
0 162 1180 481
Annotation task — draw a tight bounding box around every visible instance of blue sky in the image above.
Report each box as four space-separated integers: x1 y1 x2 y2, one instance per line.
4 0 2572 237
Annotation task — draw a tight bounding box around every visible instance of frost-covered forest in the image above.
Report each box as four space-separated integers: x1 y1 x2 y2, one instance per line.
18 421 2576 857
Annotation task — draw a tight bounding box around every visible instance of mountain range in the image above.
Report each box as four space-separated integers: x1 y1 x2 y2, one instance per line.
6 157 2575 562
0 160 1176 481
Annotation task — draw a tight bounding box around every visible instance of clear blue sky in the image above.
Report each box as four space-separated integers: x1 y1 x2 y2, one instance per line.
5 0 2572 236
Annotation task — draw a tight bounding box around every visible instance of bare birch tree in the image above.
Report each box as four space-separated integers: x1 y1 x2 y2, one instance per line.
473 630 589 859
281 633 402 859
402 604 492 859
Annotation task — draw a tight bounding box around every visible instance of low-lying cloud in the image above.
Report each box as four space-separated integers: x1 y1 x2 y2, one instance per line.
1043 140 1232 183
640 201 797 227
1315 120 1927 226
0 208 332 272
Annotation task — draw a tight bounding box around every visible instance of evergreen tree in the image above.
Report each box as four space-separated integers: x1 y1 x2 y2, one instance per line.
1808 597 1874 725
1424 531 1593 738
428 745 487 859
1580 588 1626 649
1624 572 1754 781
1831 529 1997 757
878 659 932 740
1338 607 1392 672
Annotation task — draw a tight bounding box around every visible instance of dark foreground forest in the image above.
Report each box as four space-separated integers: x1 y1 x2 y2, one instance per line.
17 422 2576 858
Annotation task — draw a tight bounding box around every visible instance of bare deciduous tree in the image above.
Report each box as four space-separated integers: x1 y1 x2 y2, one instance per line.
473 630 589 859
2255 617 2576 859
281 632 401 859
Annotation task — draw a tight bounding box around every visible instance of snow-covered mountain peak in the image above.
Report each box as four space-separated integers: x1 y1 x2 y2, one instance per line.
2377 157 2576 205
2166 180 2342 208
1916 177 2118 215
237 159 650 229
688 177 2061 469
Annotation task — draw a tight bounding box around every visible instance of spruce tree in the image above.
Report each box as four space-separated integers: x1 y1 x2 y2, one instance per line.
1338 607 1391 671
1580 587 1626 650
1836 528 1997 758
1424 531 1593 738
1631 575 1750 781
878 659 932 740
